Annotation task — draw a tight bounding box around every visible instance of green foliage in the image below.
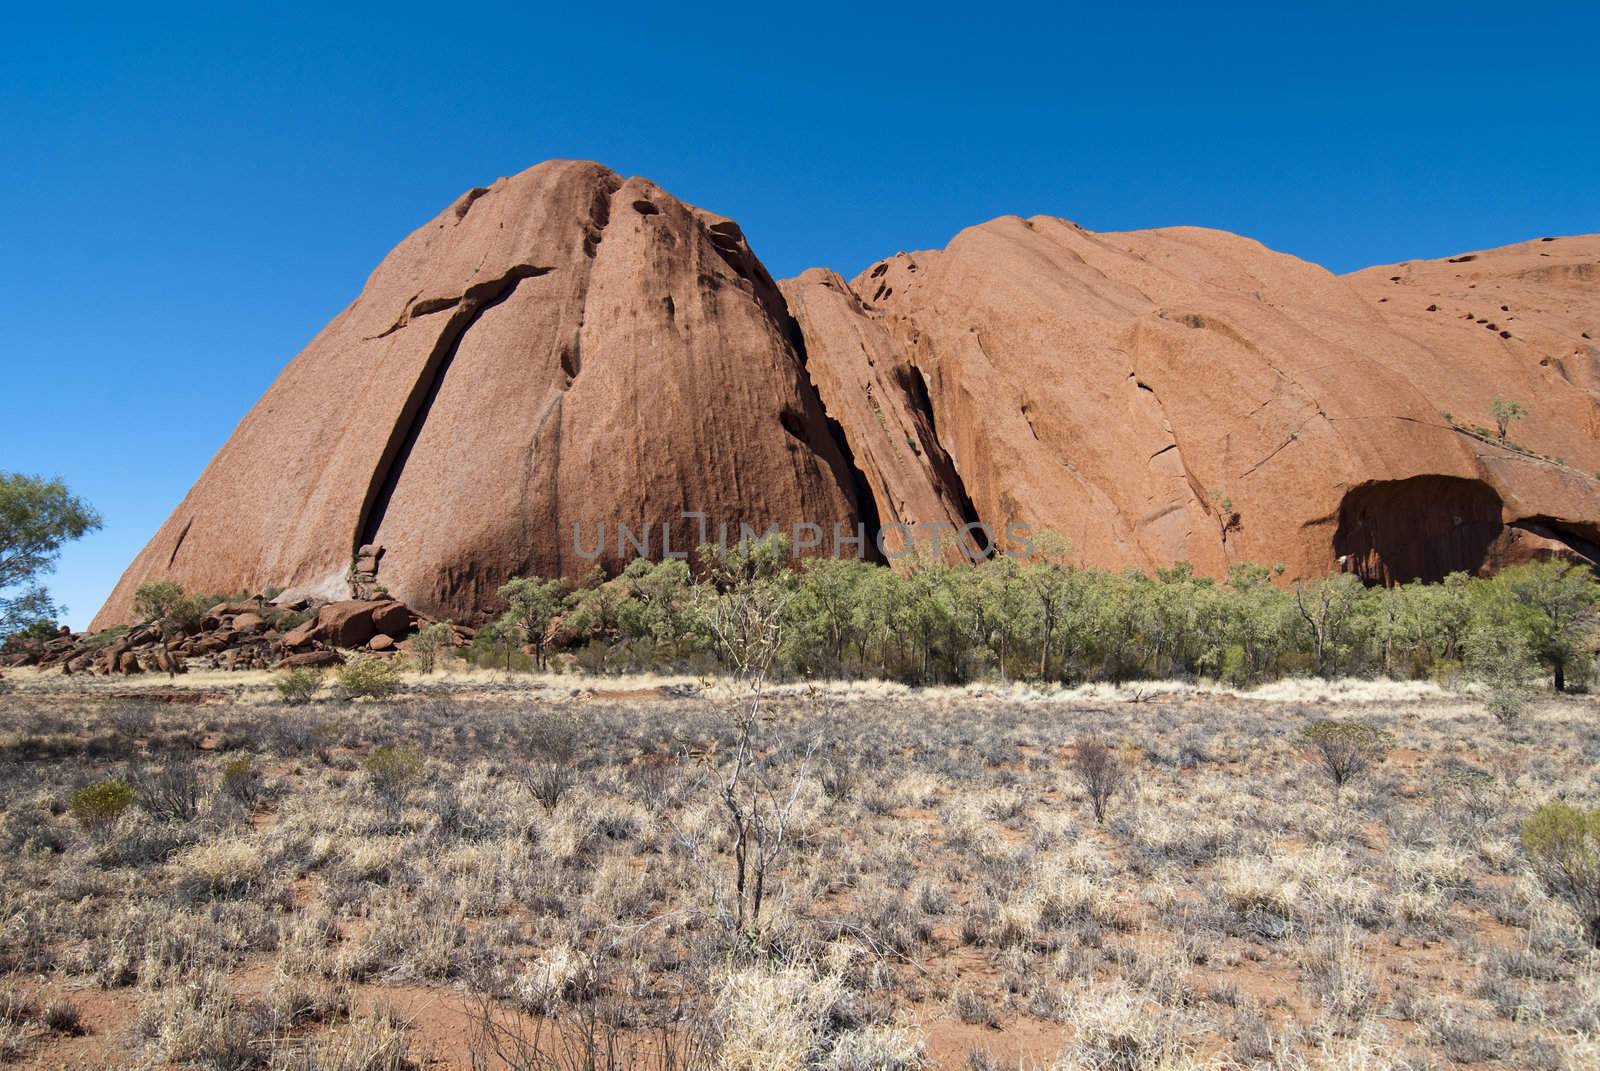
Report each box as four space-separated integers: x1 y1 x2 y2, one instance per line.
1463 621 1535 723
497 575 567 669
131 582 211 677
363 745 423 811
409 621 454 674
16 618 60 641
220 755 262 804
275 667 324 705
467 619 529 672
1492 560 1598 692
69 779 134 830
1521 803 1600 945
423 534 1600 692
695 534 797 678
0 472 101 637
1489 397 1526 441
132 581 185 625
336 656 402 701
1301 720 1395 790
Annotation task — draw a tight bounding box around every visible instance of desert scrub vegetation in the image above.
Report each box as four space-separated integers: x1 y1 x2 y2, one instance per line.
0 677 1595 1068
1523 803 1600 946
68 777 134 830
1300 719 1395 792
334 655 403 700
275 665 324 705
451 536 1599 705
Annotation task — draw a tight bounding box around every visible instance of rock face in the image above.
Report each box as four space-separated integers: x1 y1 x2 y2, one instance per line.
93 161 865 627
93 162 1600 627
788 225 1600 584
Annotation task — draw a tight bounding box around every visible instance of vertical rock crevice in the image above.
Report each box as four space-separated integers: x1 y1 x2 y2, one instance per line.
778 306 887 563
355 264 555 553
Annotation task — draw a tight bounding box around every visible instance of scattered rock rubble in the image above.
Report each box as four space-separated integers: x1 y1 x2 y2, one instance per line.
0 596 470 676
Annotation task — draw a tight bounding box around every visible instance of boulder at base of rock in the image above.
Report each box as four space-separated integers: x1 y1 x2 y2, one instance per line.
313 601 379 648
281 620 318 649
369 602 412 639
116 651 142 674
368 634 395 652
278 650 342 669
231 612 266 634
204 601 263 629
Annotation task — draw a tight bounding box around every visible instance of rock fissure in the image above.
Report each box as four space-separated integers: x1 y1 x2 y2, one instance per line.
355 263 555 553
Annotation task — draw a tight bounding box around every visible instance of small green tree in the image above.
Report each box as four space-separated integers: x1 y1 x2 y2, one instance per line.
132 581 207 677
497 576 567 670
472 619 519 672
1495 561 1599 693
794 557 869 676
1022 531 1077 681
0 473 101 637
1522 803 1600 946
1490 397 1526 441
409 621 454 674
1462 621 1536 723
1294 574 1368 677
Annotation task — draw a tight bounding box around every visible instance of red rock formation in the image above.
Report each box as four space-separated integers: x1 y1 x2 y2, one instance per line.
93 162 865 627
780 269 975 558
789 222 1600 582
93 164 1600 628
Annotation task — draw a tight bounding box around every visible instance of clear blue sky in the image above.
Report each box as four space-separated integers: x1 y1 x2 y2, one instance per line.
3 2 1596 629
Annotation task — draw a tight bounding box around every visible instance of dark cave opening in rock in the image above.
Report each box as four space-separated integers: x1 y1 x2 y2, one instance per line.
1334 476 1505 584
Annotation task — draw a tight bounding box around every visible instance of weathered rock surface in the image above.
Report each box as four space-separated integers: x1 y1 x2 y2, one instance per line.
369 601 413 639
278 650 342 670
790 224 1600 582
310 601 379 649
91 162 1600 626
93 161 864 627
780 269 975 557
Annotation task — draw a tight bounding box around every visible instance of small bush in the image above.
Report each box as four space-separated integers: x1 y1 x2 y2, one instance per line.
69 779 134 830
1072 737 1125 824
220 755 262 805
134 761 202 823
336 657 402 701
521 711 580 811
42 1001 83 1035
174 840 265 899
276 666 325 705
409 621 454 674
1301 720 1394 791
1522 803 1600 946
364 746 423 813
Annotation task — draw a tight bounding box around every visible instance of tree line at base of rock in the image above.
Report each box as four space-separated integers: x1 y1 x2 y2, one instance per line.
3 534 1594 709
465 536 1598 708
